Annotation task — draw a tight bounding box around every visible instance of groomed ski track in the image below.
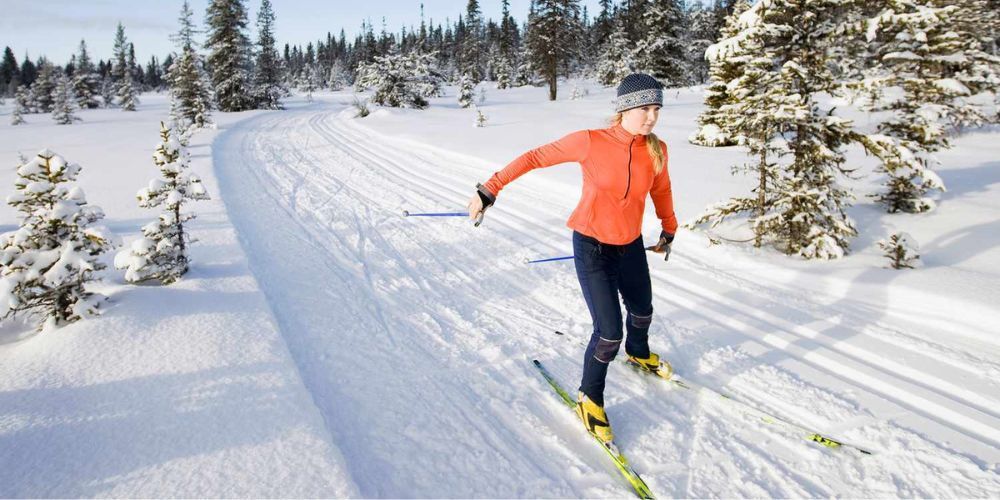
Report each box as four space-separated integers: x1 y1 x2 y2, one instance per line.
213 97 1000 497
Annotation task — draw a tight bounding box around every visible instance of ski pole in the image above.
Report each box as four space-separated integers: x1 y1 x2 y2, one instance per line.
523 255 574 264
401 209 487 227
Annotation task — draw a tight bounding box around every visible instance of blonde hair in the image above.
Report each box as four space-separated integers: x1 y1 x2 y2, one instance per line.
611 112 665 175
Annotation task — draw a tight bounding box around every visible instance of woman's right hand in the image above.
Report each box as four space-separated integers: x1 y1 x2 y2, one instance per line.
467 192 485 221
468 184 496 225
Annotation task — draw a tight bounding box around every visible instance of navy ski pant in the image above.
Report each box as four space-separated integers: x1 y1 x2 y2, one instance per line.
573 231 653 406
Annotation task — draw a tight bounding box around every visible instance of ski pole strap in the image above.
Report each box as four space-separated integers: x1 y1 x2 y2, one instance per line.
401 210 467 217
523 255 574 264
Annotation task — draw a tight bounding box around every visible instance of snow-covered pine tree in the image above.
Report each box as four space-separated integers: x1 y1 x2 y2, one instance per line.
860 0 1000 212
634 0 688 87
460 0 484 82
595 17 634 87
690 0 859 259
355 51 442 109
11 85 28 125
30 61 57 113
73 40 100 109
527 0 583 100
117 68 138 111
51 74 80 125
168 1 213 129
110 22 130 107
458 73 475 108
690 0 750 146
473 104 488 127
205 0 253 112
686 1 718 84
115 123 209 284
878 231 921 269
99 76 116 108
252 0 283 110
495 0 517 89
0 150 116 331
328 60 349 91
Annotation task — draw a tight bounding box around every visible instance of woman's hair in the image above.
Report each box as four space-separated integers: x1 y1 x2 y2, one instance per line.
610 112 665 175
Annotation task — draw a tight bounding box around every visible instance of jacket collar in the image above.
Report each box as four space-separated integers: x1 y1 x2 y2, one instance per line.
610 123 647 146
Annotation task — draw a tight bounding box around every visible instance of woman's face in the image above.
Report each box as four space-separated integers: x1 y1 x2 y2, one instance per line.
621 105 661 135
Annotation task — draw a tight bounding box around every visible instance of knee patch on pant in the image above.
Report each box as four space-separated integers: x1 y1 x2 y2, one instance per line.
594 337 622 364
629 311 653 329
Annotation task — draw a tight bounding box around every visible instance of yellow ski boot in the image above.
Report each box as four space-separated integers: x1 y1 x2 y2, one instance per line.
576 392 615 444
626 352 674 380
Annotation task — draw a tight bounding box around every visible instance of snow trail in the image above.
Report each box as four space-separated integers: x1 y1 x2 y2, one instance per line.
212 98 1000 497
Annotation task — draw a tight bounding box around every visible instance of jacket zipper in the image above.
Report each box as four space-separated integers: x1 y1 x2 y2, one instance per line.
623 136 635 200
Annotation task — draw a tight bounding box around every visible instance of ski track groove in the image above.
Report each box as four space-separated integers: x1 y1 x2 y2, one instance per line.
212 102 1000 497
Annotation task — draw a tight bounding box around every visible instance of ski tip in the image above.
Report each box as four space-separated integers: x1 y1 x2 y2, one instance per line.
554 330 565 335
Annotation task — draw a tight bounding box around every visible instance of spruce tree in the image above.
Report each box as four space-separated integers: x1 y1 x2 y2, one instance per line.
687 1 718 84
51 74 81 125
862 0 1000 212
690 0 750 146
168 0 213 128
11 85 27 125
460 0 484 81
205 0 253 112
458 73 475 107
30 60 58 113
72 40 100 109
355 51 442 109
253 0 283 109
527 0 583 100
2 47 19 97
111 22 129 106
0 150 116 331
634 0 689 87
595 17 634 87
115 123 210 284
690 0 859 259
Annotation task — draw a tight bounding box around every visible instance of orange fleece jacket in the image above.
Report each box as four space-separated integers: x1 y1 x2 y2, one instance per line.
482 124 678 245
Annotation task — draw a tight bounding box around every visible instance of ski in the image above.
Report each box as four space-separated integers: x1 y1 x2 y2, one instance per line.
532 359 655 499
623 358 874 455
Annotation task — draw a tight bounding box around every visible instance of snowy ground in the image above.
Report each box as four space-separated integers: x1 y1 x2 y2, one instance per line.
1 83 999 497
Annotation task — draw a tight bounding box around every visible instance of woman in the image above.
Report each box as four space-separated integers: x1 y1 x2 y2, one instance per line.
467 73 678 445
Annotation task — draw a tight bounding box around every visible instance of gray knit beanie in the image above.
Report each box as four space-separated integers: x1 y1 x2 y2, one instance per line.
615 73 664 113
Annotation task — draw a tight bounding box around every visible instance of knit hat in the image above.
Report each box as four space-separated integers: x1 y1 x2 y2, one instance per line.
614 73 664 113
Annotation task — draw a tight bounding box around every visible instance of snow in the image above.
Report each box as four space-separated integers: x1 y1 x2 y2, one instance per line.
1 83 999 497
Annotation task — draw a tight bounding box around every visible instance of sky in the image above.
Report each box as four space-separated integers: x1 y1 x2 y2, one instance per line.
1 0 605 66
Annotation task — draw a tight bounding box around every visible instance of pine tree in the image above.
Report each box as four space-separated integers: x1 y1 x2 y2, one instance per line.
595 17 634 87
634 0 689 87
878 232 921 269
2 47 19 97
460 0 484 81
205 0 253 112
72 40 100 109
51 74 81 125
118 69 138 111
168 0 214 129
860 0 1000 212
328 59 349 90
11 85 27 125
115 123 210 284
111 22 129 106
253 0 283 109
689 0 859 259
0 150 116 331
687 1 718 84
30 60 58 113
355 51 442 109
458 73 475 107
527 0 583 100
99 76 116 108
690 0 750 146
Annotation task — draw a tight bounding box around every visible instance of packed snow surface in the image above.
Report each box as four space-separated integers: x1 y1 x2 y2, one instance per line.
1 83 999 497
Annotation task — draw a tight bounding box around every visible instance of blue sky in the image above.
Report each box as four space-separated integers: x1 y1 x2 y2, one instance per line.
2 0 604 65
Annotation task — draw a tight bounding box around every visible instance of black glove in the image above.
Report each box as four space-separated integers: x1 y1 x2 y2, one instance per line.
652 231 674 262
476 183 495 209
